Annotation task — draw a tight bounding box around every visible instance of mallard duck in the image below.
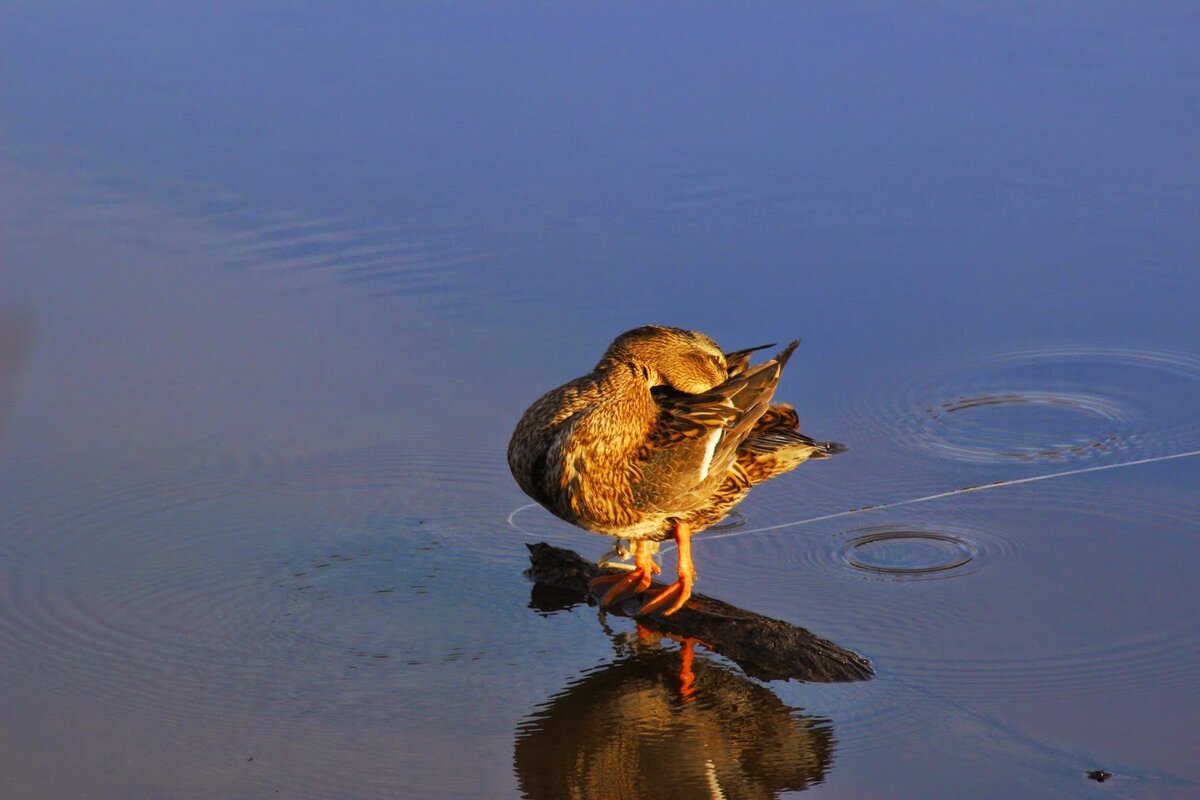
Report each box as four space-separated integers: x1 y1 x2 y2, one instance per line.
508 325 844 615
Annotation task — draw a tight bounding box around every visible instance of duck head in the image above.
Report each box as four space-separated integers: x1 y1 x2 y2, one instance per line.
599 325 727 393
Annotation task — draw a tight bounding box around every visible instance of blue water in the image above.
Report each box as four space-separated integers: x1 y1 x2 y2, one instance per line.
2 4 1198 798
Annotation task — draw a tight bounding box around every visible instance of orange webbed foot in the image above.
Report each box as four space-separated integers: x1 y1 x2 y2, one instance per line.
588 540 659 607
589 566 653 606
637 573 694 615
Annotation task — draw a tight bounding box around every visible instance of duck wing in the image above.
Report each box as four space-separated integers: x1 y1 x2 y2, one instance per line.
632 341 799 513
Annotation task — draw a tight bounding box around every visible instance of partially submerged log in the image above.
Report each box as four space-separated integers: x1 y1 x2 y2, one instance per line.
525 542 873 683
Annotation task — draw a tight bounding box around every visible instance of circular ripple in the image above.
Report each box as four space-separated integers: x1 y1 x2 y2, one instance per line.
707 508 746 532
839 528 976 580
924 390 1127 463
756 517 1024 587
757 488 1200 706
856 345 1200 465
0 421 519 770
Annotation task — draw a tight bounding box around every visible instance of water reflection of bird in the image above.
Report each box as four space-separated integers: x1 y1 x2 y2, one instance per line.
513 645 834 799
508 326 844 614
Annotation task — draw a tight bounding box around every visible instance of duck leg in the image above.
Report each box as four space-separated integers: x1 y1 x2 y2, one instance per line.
635 623 700 702
677 637 699 702
588 539 659 607
638 520 695 616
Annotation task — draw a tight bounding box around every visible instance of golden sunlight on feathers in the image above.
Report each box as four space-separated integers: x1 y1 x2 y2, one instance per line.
508 325 844 614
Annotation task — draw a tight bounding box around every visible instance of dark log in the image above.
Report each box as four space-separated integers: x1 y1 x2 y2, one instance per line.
525 542 874 683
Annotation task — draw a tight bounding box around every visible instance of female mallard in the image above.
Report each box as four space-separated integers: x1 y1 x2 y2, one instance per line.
508 325 844 615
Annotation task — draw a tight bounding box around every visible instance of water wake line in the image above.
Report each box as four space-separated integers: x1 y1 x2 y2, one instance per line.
693 448 1200 548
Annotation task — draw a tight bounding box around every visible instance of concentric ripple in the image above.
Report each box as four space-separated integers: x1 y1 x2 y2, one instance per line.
718 473 1200 712
838 527 977 580
857 345 1200 465
0 421 521 773
735 514 1024 590
926 390 1127 463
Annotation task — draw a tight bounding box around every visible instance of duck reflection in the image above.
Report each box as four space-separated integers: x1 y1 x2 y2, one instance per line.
514 636 834 800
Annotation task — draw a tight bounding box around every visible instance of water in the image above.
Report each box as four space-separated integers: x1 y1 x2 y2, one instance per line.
2 3 1198 797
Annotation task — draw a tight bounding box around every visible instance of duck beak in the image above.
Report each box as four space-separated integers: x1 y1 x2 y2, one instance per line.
725 342 775 358
723 342 776 375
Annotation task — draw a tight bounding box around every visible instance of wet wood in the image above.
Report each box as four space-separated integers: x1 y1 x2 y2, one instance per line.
525 542 874 683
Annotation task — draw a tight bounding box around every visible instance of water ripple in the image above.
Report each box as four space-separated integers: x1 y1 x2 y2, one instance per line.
0 422 519 742
853 345 1200 465
45 165 489 305
714 478 1200 708
837 527 977 580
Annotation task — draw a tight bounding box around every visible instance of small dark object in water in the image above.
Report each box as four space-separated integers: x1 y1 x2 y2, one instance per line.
1087 769 1113 783
525 542 873 683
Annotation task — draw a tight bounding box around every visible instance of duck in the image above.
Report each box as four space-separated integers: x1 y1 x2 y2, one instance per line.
508 325 844 615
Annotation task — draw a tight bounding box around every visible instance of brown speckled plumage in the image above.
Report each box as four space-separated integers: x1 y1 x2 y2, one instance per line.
508 326 844 544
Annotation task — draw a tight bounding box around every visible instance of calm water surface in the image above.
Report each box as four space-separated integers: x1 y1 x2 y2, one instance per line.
2 4 1198 798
